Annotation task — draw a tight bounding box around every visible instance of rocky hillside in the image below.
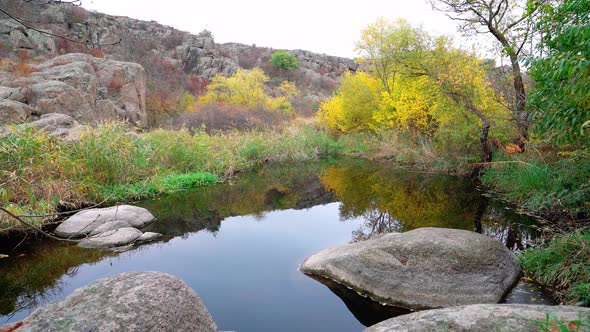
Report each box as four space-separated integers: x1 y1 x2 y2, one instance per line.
0 53 147 129
0 0 357 116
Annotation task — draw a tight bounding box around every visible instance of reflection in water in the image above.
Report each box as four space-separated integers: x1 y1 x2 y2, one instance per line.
320 159 539 246
0 158 543 328
305 274 411 327
0 243 112 318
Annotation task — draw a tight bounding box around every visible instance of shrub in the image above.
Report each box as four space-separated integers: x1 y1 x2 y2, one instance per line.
270 50 300 71
162 30 185 49
170 103 292 133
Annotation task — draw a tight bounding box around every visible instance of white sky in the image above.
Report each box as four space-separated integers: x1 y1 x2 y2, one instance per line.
82 0 480 59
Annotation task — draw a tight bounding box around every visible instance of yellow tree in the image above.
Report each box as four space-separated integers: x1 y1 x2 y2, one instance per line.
428 0 541 150
317 72 382 132
355 18 430 97
199 68 298 111
425 39 509 163
200 68 269 108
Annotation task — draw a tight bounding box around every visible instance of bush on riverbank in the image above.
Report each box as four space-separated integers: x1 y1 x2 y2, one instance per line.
0 120 379 229
520 230 590 306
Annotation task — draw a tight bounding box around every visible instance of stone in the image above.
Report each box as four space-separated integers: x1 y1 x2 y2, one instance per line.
364 304 590 332
300 227 521 311
54 205 156 238
0 86 26 102
6 271 217 331
25 113 90 141
0 99 32 125
136 232 162 243
78 227 143 248
29 80 95 121
88 220 132 236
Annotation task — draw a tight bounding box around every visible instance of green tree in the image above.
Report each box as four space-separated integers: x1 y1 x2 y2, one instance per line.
269 50 300 72
529 0 590 145
429 0 541 151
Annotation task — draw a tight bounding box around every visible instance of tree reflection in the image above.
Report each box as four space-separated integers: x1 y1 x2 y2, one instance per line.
319 160 539 248
352 210 402 242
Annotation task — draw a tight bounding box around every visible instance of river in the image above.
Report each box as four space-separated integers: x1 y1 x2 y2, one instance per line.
0 158 545 331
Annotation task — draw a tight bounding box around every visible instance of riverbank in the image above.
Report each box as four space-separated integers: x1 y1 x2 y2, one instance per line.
0 119 392 230
482 147 589 306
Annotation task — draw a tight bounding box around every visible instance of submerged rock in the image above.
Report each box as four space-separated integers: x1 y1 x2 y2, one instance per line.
54 205 155 238
136 232 162 244
78 227 143 249
6 271 217 331
364 304 590 332
300 227 521 311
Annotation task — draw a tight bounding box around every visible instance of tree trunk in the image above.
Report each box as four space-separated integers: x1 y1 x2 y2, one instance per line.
463 98 493 164
509 54 529 151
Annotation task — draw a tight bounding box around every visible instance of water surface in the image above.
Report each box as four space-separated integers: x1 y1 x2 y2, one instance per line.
0 158 541 331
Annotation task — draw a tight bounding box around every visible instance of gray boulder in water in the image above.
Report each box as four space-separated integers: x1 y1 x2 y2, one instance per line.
5 271 218 332
78 227 143 249
54 205 155 238
300 227 521 311
88 220 133 236
365 304 590 332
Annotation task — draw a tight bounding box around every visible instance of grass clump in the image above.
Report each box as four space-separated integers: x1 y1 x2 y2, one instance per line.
518 312 590 332
520 230 590 305
161 173 218 190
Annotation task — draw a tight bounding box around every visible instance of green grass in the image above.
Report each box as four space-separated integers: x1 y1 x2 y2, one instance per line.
0 119 378 228
516 312 590 331
520 230 590 305
483 148 590 216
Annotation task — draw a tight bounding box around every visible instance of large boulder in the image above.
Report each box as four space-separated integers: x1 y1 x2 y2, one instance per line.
25 113 90 141
0 99 33 125
0 53 148 129
78 227 143 249
29 80 95 121
365 304 590 332
0 86 26 102
4 271 217 331
300 228 521 311
54 205 155 238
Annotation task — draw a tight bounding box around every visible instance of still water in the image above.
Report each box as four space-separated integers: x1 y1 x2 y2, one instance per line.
0 158 540 331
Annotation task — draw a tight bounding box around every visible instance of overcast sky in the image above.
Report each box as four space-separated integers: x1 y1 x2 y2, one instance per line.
82 0 478 59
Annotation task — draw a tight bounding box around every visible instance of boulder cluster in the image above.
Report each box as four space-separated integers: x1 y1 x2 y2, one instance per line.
54 205 161 249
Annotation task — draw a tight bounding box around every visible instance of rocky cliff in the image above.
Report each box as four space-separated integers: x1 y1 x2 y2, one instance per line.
0 0 357 104
0 53 148 128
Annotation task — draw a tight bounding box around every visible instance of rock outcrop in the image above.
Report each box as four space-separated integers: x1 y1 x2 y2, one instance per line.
0 53 147 128
0 1 357 102
300 228 521 311
365 304 590 332
3 271 218 331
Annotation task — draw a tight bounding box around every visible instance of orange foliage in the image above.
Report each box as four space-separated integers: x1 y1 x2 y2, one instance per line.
107 79 124 94
505 143 523 155
13 61 36 76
